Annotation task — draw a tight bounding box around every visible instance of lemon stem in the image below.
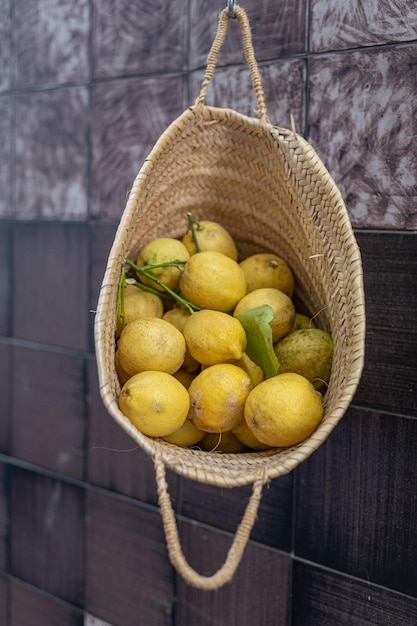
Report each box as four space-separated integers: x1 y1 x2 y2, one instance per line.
129 281 173 301
141 259 187 272
124 258 200 314
187 212 202 253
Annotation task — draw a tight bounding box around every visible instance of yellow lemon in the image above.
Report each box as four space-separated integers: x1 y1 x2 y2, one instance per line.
135 237 190 292
183 309 247 366
232 352 264 387
162 419 205 447
239 253 295 296
182 220 238 260
274 328 333 390
232 421 271 451
199 430 249 453
163 306 200 373
181 352 201 374
117 317 186 376
172 368 198 389
244 373 324 447
116 284 164 335
115 349 131 386
119 371 189 437
233 287 295 342
162 305 191 331
188 363 252 433
179 251 247 313
291 312 317 333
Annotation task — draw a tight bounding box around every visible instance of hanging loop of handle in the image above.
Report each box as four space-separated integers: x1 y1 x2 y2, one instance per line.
154 452 268 590
195 6 270 127
227 0 240 18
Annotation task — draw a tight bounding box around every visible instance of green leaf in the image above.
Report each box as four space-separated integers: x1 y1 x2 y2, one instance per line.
236 305 280 378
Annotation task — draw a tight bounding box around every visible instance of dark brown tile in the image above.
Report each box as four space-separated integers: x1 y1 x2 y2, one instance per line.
0 345 11 453
176 522 290 624
292 560 417 626
14 0 89 88
84 616 115 626
89 223 118 350
355 231 417 416
190 59 306 132
189 0 308 71
86 490 174 626
10 578 83 626
15 88 88 219
92 0 187 79
0 223 11 334
13 223 89 351
311 0 417 52
181 471 293 551
90 224 117 317
91 75 186 219
0 0 12 92
0 463 8 571
12 347 86 480
294 406 417 597
10 467 85 605
0 574 7 626
0 96 13 218
308 45 417 230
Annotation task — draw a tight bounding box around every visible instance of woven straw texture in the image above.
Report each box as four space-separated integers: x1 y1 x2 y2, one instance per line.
94 7 365 589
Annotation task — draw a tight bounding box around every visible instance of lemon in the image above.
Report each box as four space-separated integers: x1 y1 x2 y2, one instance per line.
233 287 295 342
116 284 164 335
163 306 200 373
119 371 189 437
162 305 191 331
188 363 252 433
239 253 295 297
179 251 247 313
115 349 131 386
232 421 271 451
183 309 247 366
135 237 190 292
291 312 316 332
173 368 198 389
199 431 249 453
274 328 333 390
181 352 201 374
232 352 264 387
244 372 324 447
182 220 238 261
117 317 186 376
162 419 205 447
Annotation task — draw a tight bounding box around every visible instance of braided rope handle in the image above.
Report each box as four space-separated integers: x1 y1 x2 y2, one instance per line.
153 7 269 590
154 453 267 590
195 6 270 126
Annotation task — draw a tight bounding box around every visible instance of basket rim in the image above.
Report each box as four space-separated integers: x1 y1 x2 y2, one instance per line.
94 103 366 488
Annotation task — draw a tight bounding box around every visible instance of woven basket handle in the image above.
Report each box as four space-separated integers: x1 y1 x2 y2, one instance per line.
154 452 266 590
195 6 270 126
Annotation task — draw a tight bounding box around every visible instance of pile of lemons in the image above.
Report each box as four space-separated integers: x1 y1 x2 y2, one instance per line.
115 217 333 452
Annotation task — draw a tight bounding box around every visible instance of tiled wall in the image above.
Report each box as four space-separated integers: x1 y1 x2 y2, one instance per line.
0 1 416 624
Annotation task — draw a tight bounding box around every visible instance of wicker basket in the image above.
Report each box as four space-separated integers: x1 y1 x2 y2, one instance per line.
94 6 366 590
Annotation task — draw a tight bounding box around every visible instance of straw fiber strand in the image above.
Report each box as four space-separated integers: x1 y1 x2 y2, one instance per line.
94 5 365 589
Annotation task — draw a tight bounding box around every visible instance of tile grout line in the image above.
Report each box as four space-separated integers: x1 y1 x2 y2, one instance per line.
1 37 417 100
291 553 417 603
